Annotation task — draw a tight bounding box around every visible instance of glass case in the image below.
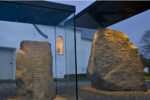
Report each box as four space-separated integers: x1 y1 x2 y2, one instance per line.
75 1 150 100
0 1 77 100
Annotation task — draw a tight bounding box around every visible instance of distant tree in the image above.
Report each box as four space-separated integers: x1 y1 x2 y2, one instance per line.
140 54 150 74
147 58 150 74
140 30 150 74
140 54 148 68
141 30 150 57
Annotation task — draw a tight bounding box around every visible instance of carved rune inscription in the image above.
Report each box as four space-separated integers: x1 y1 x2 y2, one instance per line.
32 44 47 99
16 41 55 100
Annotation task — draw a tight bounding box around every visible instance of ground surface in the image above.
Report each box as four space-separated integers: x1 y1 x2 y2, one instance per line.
78 86 150 100
1 80 150 100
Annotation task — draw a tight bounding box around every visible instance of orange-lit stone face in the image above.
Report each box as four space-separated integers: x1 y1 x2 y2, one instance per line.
57 36 63 55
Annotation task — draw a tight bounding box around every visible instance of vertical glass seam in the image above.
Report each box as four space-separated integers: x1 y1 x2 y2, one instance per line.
74 13 78 100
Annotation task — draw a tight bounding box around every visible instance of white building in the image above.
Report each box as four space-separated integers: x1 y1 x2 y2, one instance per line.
0 20 95 80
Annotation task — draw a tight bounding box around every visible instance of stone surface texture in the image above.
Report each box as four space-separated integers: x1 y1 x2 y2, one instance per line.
16 41 55 100
87 28 147 91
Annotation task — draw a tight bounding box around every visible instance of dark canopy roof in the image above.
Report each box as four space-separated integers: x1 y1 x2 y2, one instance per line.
75 1 150 29
0 1 75 26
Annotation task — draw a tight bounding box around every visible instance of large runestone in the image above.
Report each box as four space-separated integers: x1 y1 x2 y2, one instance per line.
87 28 147 91
16 41 56 100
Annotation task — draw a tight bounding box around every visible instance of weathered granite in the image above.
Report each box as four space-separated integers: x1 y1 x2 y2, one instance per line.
16 41 56 100
87 28 147 91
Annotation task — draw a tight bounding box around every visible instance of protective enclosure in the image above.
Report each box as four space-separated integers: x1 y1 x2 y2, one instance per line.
0 1 77 100
75 1 150 100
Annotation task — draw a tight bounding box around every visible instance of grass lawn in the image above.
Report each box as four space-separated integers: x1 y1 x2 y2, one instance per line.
144 73 150 80
54 73 150 81
54 74 89 82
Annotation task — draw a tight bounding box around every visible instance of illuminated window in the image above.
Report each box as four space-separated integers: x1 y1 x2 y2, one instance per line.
57 36 63 55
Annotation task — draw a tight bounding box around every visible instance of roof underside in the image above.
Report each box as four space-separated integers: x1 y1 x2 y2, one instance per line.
75 1 150 29
0 1 75 26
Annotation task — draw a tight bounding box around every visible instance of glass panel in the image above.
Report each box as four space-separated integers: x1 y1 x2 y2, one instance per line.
76 8 150 100
0 2 76 100
55 13 77 100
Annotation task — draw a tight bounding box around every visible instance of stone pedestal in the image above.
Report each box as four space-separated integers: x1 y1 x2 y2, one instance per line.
16 41 56 100
87 28 147 91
